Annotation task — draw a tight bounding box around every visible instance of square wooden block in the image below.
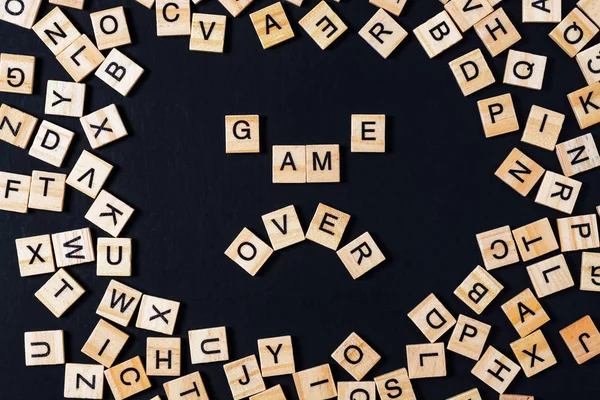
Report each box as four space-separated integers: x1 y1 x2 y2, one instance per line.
510 330 556 377
189 326 229 364
258 335 295 376
499 395 534 400
164 371 209 399
0 0 42 28
557 214 599 251
413 10 462 58
568 82 600 129
35 268 85 317
272 145 306 183
218 0 253 17
91 7 131 50
50 0 84 9
549 8 598 58
293 364 337 400
225 115 259 153
147 337 181 376
85 190 135 237
474 8 521 56
477 93 519 138
408 293 456 343
351 114 385 152
578 0 600 25
512 217 558 262
338 381 376 400
225 228 273 276
306 144 340 183
534 171 581 214
337 232 385 279
262 205 304 250
250 2 294 50
0 103 38 149
476 225 520 270
97 238 132 276
156 0 190 36
81 319 129 367
521 105 564 150
501 288 550 337
406 343 446 379
96 49 144 96
331 332 380 380
523 0 561 22
471 346 520 393
0 171 30 213
449 48 495 96
56 34 105 82
24 330 64 366
45 80 85 117
67 150 113 199
29 121 74 168
96 279 142 327
495 148 544 196
359 10 407 59
135 294 180 335
105 356 151 400
0 53 35 94
454 265 503 314
447 388 482 400
28 170 66 212
447 314 491 360
223 355 266 400
64 363 104 399
555 133 600 176
581 252 600 292
51 227 95 267
16 234 55 277
444 0 493 32
559 315 600 364
80 104 128 149
33 7 80 55
190 13 227 53
374 368 415 400
299 1 347 50
527 254 574 298
369 0 406 16
306 203 350 250
503 50 547 90
250 385 286 400
576 43 600 85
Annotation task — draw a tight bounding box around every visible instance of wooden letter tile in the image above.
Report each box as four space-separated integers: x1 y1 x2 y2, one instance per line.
568 82 600 129
85 190 135 237
190 13 227 53
97 238 132 276
0 0 42 28
56 34 104 82
499 395 534 400
338 381 376 400
49 0 84 9
527 254 574 297
51 227 95 267
476 225 520 270
0 103 38 148
512 218 558 262
449 48 495 96
272 145 306 183
262 205 304 250
105 356 151 400
299 1 347 50
258 335 294 376
578 0 600 26
16 234 55 277
45 80 85 117
147 337 181 376
534 171 581 214
33 7 80 56
225 115 259 153
454 265 503 314
80 104 128 149
24 329 64 366
555 133 600 176
447 388 482 400
156 0 190 36
503 50 547 90
164 371 209 399
559 315 600 364
581 252 600 292
135 294 180 335
557 214 599 251
331 332 380 380
549 8 598 58
250 385 286 400
28 170 66 212
408 293 456 342
447 314 491 360
337 232 385 279
67 150 113 199
225 228 273 275
510 330 556 377
218 0 253 17
406 343 446 379
0 53 35 94
292 364 337 400
359 10 407 59
306 203 350 250
81 319 129 367
95 49 144 96
576 43 600 84
90 7 131 50
471 346 520 393
521 105 564 150
374 368 415 400
306 144 340 182
189 326 229 364
250 2 294 50
0 171 30 213
495 148 545 196
368 0 406 17
64 363 104 399
96 280 142 327
351 114 385 152
444 0 493 32
474 8 521 56
501 288 550 337
223 355 266 399
29 120 74 167
35 268 85 317
477 93 519 138
413 10 462 58
523 0 561 22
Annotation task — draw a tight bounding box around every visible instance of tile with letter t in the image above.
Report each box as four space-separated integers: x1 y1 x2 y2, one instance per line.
557 214 599 251
67 150 114 199
337 232 385 279
272 145 306 183
35 268 85 317
90 6 131 50
156 0 191 36
534 171 581 214
225 115 259 153
64 363 104 399
581 252 600 292
299 1 347 50
104 356 151 400
444 0 493 32
45 80 85 117
262 205 305 250
511 217 558 262
503 50 547 90
0 53 35 94
521 105 564 151
51 227 95 267
495 148 544 196
471 346 520 393
218 0 253 17
56 34 105 83
510 330 556 377
447 388 482 400
454 265 503 314
413 10 462 58
448 314 491 360
526 254 574 298
374 368 415 400
80 104 128 149
0 103 38 149
577 43 600 85
223 355 266 400
338 382 376 400
306 144 340 182
147 337 181 376
331 332 380 380
449 48 495 96
359 10 407 59
476 225 520 270
477 93 519 138
306 203 350 250
85 190 135 237
81 319 129 368
406 343 446 379
225 228 273 276
369 0 406 17
0 171 30 213
95 49 144 96
28 170 66 212
501 288 550 337
408 293 456 343
33 7 80 56
164 371 209 399
0 0 42 29
190 13 227 53
96 279 142 327
292 364 337 400
250 385 286 400
555 133 600 177
568 83 600 129
24 330 64 366
549 8 598 58
250 2 294 50
474 8 521 57
29 121 74 168
258 335 295 376
559 315 600 364
523 0 561 22
135 294 180 335
351 114 385 152
16 234 55 277
189 326 229 364
97 238 132 276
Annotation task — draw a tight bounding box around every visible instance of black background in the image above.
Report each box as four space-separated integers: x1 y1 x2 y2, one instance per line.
2 0 600 398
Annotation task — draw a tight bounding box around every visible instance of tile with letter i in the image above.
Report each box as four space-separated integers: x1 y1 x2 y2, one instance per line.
292 364 337 400
471 346 520 393
81 319 129 368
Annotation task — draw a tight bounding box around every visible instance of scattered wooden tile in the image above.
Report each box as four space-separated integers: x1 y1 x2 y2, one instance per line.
0 53 35 94
337 232 385 279
523 0 561 22
16 234 55 277
471 346 520 393
501 288 550 337
81 319 129 367
374 368 415 400
97 238 132 276
32 7 80 56
306 203 350 250
331 332 380 380
85 190 135 237
534 171 581 214
447 388 482 400
67 150 113 199
576 43 600 84
286 0 303 7
454 265 503 314
0 171 30 213
359 10 407 59
581 252 600 292
549 8 598 58
24 329 64 366
258 335 295 377
135 294 180 335
407 293 456 343
567 82 600 129
0 103 38 148
96 279 142 327
64 363 104 399
28 170 66 212
299 1 347 50
557 214 599 251
190 13 227 53
474 8 521 57
555 133 600 176
477 93 519 138
0 0 42 29
225 115 259 153
90 6 131 51
521 105 564 150
250 385 286 400
448 314 491 360
137 0 155 9
80 104 128 149
351 114 385 152
559 315 600 364
218 0 253 17
503 50 547 90
147 337 181 376
272 145 306 183
413 10 462 58
56 34 105 82
476 225 520 270
448 48 495 96
164 371 208 399
250 2 294 50
510 330 556 377
499 395 534 400
445 0 493 32
156 0 191 36
262 205 304 250
223 355 266 400
104 356 151 400
406 343 446 379
369 0 406 17
512 217 559 262
95 49 144 96
494 148 545 196
306 144 340 182
338 381 376 400
49 0 84 10
45 80 85 117
292 364 337 400
28 120 74 167
527 254 574 298
189 326 229 364
578 0 600 26
51 227 95 267
225 228 273 275
35 268 85 317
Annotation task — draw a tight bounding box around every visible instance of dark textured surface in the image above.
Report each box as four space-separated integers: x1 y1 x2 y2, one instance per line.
1 0 600 398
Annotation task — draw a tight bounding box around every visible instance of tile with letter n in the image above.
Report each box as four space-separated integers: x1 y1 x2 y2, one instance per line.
306 203 350 250
95 49 144 96
501 288 550 337
374 368 415 400
97 238 132 276
527 254 574 298
56 34 105 83
471 346 520 393
225 227 273 276
262 205 305 250
156 0 191 36
495 148 544 196
448 48 495 96
80 104 128 149
164 371 209 399
522 0 561 22
272 145 306 183
225 115 260 154
549 8 598 58
559 315 600 364
104 356 151 400
511 217 558 262
447 314 491 360
413 10 462 58
190 13 227 53
477 93 519 138
147 337 181 376
35 268 85 317
510 330 556 377
0 103 38 149
0 0 42 29
406 342 446 379
444 0 493 32
555 133 600 177
258 335 295 376
331 332 380 380
96 279 142 327
24 329 65 366
67 150 114 199
359 10 407 59
0 171 30 213
28 120 74 168
81 319 129 368
85 190 135 237
32 7 80 56
567 82 600 129
292 364 337 400
503 50 547 90
476 225 520 270
250 385 286 400
223 355 266 400
474 8 521 57
0 53 35 94
250 2 295 50
581 252 600 292
189 326 229 364
337 232 385 279
28 170 66 212
64 363 104 399
557 214 599 251
408 293 456 342
534 171 581 215
135 294 180 335
351 114 385 152
16 234 55 278
45 80 85 117
51 227 95 267
337 381 376 400
299 1 347 50
454 265 503 314
447 388 482 400
90 6 131 51
521 105 564 151
576 43 600 85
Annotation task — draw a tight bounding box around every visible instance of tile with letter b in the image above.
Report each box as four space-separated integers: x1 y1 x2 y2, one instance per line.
413 10 462 58
85 190 135 237
510 330 556 377
35 268 85 317
523 0 561 22
90 6 131 50
135 294 180 335
33 7 80 56
471 346 520 393
81 319 129 368
56 34 105 83
549 8 598 58
163 371 209 399
250 385 286 400
51 227 95 267
527 254 574 298
306 144 340 183
374 368 415 400
28 170 66 212
147 337 181 376
24 329 64 366
223 355 266 400
581 252 600 292
45 80 85 117
501 288 550 337
306 203 350 250
0 53 35 94
559 315 600 364
338 382 376 400
96 279 142 327
226 115 259 153
189 326 229 364
576 43 600 85
258 335 294 376
292 364 337 400
477 93 519 138
447 388 482 400
521 105 564 150
156 0 191 36
299 1 347 50
369 0 406 17
64 363 104 399
555 133 600 177
557 214 599 251
495 148 544 196
359 10 407 59
272 145 306 183
331 332 380 380
512 217 558 262
0 171 30 213
337 232 385 279
447 314 491 360
29 120 74 168
0 0 42 29
16 234 55 277
190 13 227 53
567 82 600 129
503 50 547 90
476 225 520 270
225 228 273 276
454 265 503 314
0 103 38 149
67 150 114 199
406 343 446 379
534 171 581 214
97 238 132 276
262 205 304 250
474 8 521 57
95 49 144 96
250 2 294 50
444 0 493 32
104 356 151 400
80 104 128 149
351 114 385 152
407 293 456 343
448 48 495 96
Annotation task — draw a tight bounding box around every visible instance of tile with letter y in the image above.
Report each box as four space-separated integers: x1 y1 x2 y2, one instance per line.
292 364 337 400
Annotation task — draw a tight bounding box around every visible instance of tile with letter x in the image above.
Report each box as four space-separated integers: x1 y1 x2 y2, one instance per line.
16 234 56 277
501 288 550 337
64 363 104 399
471 346 520 393
135 294 180 335
85 190 135 237
512 217 558 262
80 104 128 149
225 227 273 276
406 342 446 379
104 356 151 400
374 368 415 400
67 150 114 199
96 279 142 327
447 314 491 360
35 268 85 317
581 252 600 292
337 232 385 279
474 8 521 57
96 49 144 96
164 371 209 399
527 254 574 298
555 133 600 177
477 93 519 138
454 265 503 314
147 337 181 376
292 364 337 400
223 355 266 400
24 329 64 366
510 329 556 377
413 10 462 58
408 293 456 342
189 326 229 364
559 315 600 364
56 34 105 82
306 203 350 250
45 80 85 117
0 103 38 149
331 332 380 380
299 1 347 50
476 225 520 270
81 318 129 367
495 148 544 196
52 227 95 267
567 82 600 129
557 214 599 251
258 335 295 376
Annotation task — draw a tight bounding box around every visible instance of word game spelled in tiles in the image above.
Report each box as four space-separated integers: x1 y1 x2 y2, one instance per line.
0 53 35 94
250 384 286 400
156 0 191 36
477 93 519 138
147 337 181 376
164 371 209 399
306 144 340 183
0 103 38 149
503 50 547 90
577 43 600 84
189 326 229 364
96 279 142 327
24 329 64 366
351 114 385 152
444 0 493 33
67 150 113 199
97 238 132 276
81 104 128 149
35 268 85 317
16 234 55 277
521 105 565 150
32 7 80 56
85 190 135 237
474 8 521 57
447 388 482 400
226 115 259 153
218 0 254 17
258 335 295 376
523 0 561 22
64 363 104 399
512 217 558 262
81 319 129 367
272 145 306 183
471 346 520 393
225 228 273 275
306 203 350 250
359 10 407 59
45 80 85 117
559 315 600 364
510 329 557 377
337 232 385 279
555 133 600 177
495 148 545 196
299 1 347 50
29 120 74 167
454 265 503 314
413 10 462 58
90 6 131 50
549 8 598 58
447 314 491 360
476 225 520 270
449 48 495 96
0 171 30 213
28 170 66 212
292 364 337 400
104 356 151 400
581 252 600 292
223 355 266 399
406 342 446 379
0 0 42 28
96 49 144 96
567 82 600 129
527 254 575 297
51 227 95 267
374 368 415 400
557 214 599 251
262 205 305 250
501 288 550 337
534 171 581 214
369 0 406 17
250 2 294 50
190 13 227 53
408 293 456 342
331 332 381 380
56 34 105 82
338 381 376 400
135 294 180 335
